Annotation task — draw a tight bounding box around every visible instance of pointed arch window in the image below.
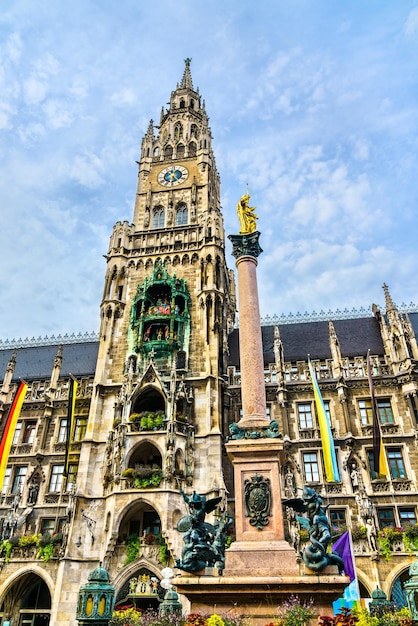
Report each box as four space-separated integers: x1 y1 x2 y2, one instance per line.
190 124 199 139
188 141 197 156
164 145 173 158
176 203 188 226
176 144 185 158
153 206 165 228
174 122 183 141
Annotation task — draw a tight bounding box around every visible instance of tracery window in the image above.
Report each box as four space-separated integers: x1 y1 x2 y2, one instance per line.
176 203 188 225
176 144 185 158
190 124 199 139
153 207 165 228
188 141 197 156
164 145 173 158
174 122 183 141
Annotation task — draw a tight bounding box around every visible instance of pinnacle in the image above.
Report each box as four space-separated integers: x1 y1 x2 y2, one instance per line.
179 57 194 90
383 283 396 312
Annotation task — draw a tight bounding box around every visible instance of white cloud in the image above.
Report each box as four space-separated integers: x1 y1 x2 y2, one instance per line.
23 77 48 104
110 88 138 107
404 7 418 36
68 152 105 188
43 99 74 129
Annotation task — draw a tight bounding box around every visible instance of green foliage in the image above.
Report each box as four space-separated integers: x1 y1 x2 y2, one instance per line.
0 540 13 563
134 470 162 489
124 534 141 566
276 595 316 626
158 535 170 566
37 541 54 562
377 527 403 560
154 412 164 427
351 525 368 541
353 607 411 626
402 523 418 552
18 534 39 548
122 468 135 479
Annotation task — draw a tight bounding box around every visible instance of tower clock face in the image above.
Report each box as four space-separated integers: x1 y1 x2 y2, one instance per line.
158 165 188 187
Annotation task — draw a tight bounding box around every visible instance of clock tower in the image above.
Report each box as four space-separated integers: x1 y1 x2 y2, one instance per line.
74 59 236 585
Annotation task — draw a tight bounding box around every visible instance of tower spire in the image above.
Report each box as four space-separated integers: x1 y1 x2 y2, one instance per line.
383 283 396 313
180 57 194 89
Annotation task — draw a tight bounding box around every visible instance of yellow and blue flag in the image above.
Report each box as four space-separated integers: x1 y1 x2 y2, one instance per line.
308 358 340 482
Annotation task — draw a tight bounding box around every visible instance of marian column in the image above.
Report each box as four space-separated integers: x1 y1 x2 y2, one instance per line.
229 193 266 427
223 193 297 575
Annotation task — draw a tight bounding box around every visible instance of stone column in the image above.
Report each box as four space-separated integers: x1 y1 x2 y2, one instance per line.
229 231 267 428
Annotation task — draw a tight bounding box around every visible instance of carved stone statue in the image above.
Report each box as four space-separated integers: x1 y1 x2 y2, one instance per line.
283 486 344 573
175 490 232 573
366 517 378 552
237 192 258 234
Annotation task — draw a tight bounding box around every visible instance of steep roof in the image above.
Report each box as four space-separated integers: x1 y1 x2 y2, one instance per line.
228 316 385 368
0 342 99 382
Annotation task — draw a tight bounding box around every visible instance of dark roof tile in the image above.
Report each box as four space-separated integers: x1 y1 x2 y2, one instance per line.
0 342 99 382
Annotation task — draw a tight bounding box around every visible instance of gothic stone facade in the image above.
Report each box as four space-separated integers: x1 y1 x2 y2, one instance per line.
0 62 418 624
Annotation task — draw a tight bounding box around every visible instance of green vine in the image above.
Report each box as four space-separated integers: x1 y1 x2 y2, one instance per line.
124 534 141 566
37 542 54 562
377 527 403 560
158 535 170 566
0 540 13 563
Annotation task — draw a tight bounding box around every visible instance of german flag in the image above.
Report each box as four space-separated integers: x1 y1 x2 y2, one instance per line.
0 381 28 490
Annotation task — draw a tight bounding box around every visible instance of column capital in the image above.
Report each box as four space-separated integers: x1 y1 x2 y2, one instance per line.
228 231 263 260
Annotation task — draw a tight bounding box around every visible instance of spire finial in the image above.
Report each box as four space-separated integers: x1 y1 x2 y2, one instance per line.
383 283 396 312
180 58 194 89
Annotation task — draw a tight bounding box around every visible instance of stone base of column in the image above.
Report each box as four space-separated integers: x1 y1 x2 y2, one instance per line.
223 539 300 577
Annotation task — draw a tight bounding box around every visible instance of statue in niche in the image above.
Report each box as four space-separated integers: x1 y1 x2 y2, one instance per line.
284 486 344 573
175 490 232 573
27 480 40 505
366 517 378 552
237 192 258 235
284 467 296 499
350 463 359 491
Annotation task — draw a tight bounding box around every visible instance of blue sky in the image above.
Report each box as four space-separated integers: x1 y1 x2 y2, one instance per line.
1 0 418 340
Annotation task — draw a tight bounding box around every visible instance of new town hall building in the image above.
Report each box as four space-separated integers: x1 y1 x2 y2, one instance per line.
0 61 417 625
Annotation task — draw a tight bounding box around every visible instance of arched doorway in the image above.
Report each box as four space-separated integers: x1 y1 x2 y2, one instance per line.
390 568 409 608
0 573 51 625
115 567 163 612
